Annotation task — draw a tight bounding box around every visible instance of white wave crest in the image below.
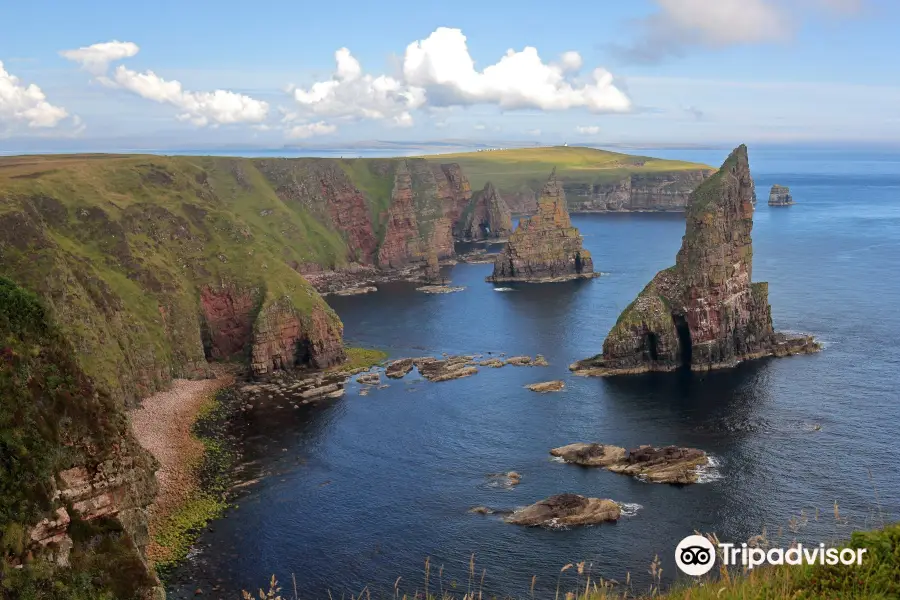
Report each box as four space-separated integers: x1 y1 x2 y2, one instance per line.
493 287 515 292
695 455 723 483
618 502 643 517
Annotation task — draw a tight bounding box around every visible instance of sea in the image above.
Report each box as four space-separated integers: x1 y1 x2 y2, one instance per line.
165 145 900 599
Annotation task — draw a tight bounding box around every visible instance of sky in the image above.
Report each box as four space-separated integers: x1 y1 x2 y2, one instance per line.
2 0 899 150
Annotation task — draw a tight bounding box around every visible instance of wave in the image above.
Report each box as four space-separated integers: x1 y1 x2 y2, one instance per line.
618 502 643 517
493 287 516 292
695 455 723 483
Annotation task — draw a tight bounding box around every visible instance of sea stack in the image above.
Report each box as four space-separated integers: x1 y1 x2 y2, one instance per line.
487 169 596 283
768 185 794 206
457 182 514 240
571 145 820 376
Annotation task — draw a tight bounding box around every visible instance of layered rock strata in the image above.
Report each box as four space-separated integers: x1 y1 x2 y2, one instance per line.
488 170 596 283
457 182 514 240
571 145 820 376
567 171 712 212
551 443 709 484
768 184 794 206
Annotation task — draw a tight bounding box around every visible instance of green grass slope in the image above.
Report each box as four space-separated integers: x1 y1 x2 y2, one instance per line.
0 154 352 404
423 146 713 201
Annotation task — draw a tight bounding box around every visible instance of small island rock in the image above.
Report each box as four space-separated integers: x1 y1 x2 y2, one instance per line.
504 494 621 527
768 184 794 206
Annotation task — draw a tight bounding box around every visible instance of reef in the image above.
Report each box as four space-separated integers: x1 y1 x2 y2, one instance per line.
504 494 621 527
550 443 709 484
571 145 820 377
488 169 596 283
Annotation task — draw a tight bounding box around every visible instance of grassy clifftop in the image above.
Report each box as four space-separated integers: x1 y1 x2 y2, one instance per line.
423 146 714 211
0 154 353 404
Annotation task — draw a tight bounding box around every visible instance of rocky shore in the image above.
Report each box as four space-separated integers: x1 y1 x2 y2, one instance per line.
129 370 236 565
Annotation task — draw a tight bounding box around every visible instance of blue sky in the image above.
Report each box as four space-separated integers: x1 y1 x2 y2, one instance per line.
1 0 899 149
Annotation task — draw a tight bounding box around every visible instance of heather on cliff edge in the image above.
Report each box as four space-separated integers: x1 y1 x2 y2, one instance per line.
0 277 158 599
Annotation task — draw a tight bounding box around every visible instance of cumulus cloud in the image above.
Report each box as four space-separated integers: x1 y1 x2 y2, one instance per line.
0 60 71 129
62 40 269 127
620 0 866 62
60 40 139 75
291 48 424 127
288 27 630 131
576 125 601 135
403 28 630 112
109 66 268 126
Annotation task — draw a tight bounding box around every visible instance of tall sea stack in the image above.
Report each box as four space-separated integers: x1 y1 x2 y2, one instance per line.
571 145 820 376
487 169 596 283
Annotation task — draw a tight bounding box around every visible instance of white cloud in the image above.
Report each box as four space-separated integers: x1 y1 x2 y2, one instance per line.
403 28 630 112
527 128 542 136
622 0 866 61
0 60 71 129
62 40 269 127
291 47 425 127
576 125 601 135
473 123 487 130
286 121 337 139
287 27 631 133
60 40 139 75
110 66 269 126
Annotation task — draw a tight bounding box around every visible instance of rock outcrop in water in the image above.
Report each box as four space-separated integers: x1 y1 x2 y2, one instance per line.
504 494 621 527
487 170 596 283
570 145 820 376
551 443 709 484
457 182 514 240
768 184 794 206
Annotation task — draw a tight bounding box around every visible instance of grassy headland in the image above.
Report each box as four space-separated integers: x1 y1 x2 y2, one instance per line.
422 146 713 211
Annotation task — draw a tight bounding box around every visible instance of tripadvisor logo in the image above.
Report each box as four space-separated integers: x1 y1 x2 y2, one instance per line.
675 535 869 577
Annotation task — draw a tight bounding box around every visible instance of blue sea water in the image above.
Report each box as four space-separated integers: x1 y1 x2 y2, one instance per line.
166 146 900 599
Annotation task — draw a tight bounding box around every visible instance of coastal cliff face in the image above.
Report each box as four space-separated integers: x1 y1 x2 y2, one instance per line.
456 182 514 240
489 170 595 282
769 184 795 206
377 160 472 268
571 145 820 376
567 171 711 212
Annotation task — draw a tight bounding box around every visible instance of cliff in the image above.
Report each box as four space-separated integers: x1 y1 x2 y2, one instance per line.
0 277 162 599
571 145 820 376
566 171 710 212
456 182 514 240
769 184 795 206
488 169 596 283
425 146 714 215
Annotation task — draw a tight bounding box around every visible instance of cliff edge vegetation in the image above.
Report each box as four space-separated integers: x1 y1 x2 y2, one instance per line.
424 146 714 214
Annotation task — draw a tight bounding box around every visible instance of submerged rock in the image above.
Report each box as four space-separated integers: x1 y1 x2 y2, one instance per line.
486 471 522 488
504 494 621 527
768 184 794 206
571 145 820 377
551 443 709 484
356 372 381 385
416 285 466 294
526 380 565 393
487 169 597 283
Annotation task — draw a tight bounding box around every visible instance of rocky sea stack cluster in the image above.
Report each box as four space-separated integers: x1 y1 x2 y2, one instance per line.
487 169 596 283
571 145 820 376
768 184 795 206
456 182 514 240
